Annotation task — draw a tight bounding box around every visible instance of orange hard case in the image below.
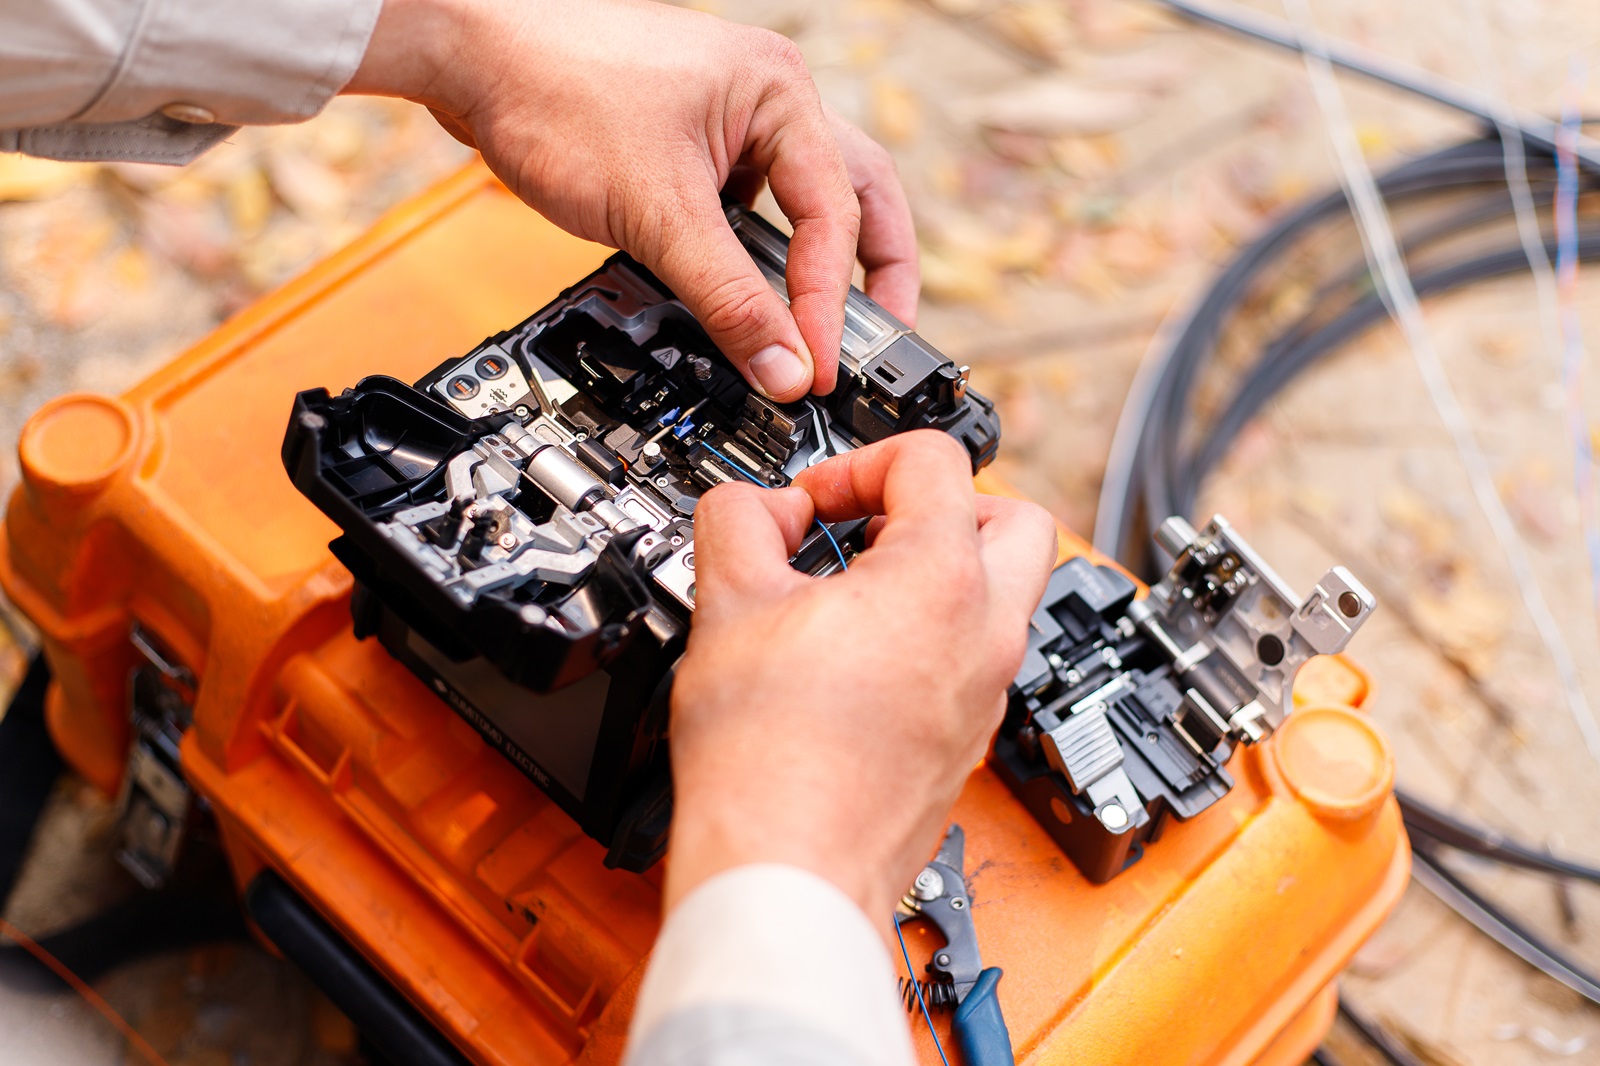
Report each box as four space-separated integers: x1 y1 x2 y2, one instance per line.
1 165 1408 1066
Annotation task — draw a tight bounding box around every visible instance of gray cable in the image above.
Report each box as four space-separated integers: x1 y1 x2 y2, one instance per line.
1150 0 1600 170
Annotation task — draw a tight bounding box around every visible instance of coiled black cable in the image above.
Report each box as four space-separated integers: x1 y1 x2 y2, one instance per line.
1094 127 1600 1066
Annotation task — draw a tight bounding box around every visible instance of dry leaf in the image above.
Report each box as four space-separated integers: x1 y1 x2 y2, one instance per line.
990 1 1074 60
926 0 995 14
1500 464 1566 543
1060 251 1123 303
1072 48 1192 93
111 246 152 289
226 166 274 238
0 155 93 201
920 245 1001 305
870 77 922 145
1380 484 1456 559
966 78 1151 137
267 149 350 223
925 210 1054 273
138 199 235 277
1049 135 1121 179
1100 223 1172 284
1076 1 1180 50
848 35 887 67
1476 330 1527 367
305 110 369 168
1410 578 1509 676
982 128 1053 166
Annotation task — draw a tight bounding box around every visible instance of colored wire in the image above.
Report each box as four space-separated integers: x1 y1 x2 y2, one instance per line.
1091 5 1600 1058
1554 67 1600 615
699 440 850 572
0 916 172 1066
1280 0 1600 766
1464 1 1600 630
894 917 951 1066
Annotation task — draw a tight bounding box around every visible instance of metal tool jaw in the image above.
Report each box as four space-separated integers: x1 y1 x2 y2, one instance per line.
897 825 1015 1066
899 825 983 1004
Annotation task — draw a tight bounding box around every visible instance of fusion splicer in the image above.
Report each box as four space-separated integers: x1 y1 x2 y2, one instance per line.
991 516 1376 883
282 204 1000 871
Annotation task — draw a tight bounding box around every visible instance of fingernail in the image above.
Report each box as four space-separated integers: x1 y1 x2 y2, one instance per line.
748 344 810 399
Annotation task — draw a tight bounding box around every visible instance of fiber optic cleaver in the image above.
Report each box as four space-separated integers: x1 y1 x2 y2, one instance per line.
992 516 1376 882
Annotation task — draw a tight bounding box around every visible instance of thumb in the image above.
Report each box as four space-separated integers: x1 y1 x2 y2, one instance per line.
644 191 817 402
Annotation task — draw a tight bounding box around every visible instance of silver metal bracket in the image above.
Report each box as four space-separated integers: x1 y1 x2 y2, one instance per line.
117 623 196 889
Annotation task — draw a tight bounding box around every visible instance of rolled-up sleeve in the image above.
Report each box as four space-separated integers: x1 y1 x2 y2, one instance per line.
1 0 382 163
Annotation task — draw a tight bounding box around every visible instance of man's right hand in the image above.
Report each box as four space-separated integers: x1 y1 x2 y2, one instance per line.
347 0 919 403
665 432 1059 923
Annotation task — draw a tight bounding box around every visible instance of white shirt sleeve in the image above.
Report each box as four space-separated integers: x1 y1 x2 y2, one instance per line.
625 864 917 1066
1 0 381 163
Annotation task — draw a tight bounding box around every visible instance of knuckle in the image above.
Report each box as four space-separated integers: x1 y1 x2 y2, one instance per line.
747 29 809 80
862 138 897 179
697 275 773 347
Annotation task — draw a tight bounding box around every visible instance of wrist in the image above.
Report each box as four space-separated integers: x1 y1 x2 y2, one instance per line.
665 800 895 921
343 0 489 108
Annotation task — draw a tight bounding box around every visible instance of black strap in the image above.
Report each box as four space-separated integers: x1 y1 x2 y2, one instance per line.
0 655 247 992
246 870 471 1066
0 656 63 914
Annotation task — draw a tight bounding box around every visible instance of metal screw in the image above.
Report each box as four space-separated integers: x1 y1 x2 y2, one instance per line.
655 476 671 487
497 533 517 551
642 442 662 458
669 535 684 547
950 897 966 910
513 405 531 419
936 953 951 967
1100 803 1129 831
912 867 944 902
573 430 588 442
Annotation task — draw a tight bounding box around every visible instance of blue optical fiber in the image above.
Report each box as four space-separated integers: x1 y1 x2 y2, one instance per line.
699 441 848 573
895 916 951 1066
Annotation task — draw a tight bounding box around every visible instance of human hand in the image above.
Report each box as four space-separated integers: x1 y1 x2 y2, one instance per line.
664 432 1058 920
346 0 918 402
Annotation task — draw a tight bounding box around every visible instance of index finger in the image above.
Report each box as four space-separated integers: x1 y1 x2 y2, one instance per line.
792 431 977 551
740 44 860 397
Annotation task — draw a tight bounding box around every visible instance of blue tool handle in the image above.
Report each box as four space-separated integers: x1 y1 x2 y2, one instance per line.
953 967 1013 1066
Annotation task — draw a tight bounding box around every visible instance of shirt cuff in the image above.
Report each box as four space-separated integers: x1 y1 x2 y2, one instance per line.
73 0 384 127
627 864 916 1066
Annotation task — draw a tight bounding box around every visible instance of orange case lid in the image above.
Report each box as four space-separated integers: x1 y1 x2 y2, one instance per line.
1 164 1408 1066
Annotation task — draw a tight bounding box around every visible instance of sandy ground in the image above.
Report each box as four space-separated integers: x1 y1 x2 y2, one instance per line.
3 0 1600 1063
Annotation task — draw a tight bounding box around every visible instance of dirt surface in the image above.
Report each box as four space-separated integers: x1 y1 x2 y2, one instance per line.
3 1 1600 1063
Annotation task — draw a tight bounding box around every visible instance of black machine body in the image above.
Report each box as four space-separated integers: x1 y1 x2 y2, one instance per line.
282 204 1001 871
